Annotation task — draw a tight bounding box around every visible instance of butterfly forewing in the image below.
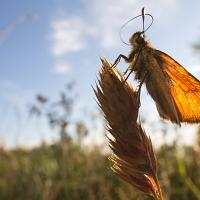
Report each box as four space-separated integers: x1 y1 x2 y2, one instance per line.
155 50 200 123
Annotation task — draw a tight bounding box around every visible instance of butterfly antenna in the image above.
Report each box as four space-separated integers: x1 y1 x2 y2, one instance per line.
119 8 154 45
142 7 145 36
119 14 141 46
143 13 154 33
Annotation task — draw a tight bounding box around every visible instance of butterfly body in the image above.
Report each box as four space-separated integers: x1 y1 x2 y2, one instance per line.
118 31 200 125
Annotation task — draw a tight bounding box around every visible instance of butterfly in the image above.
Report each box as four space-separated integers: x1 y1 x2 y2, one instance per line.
113 31 200 125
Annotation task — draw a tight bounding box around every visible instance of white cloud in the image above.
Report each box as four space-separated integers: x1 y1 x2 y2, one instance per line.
85 0 180 49
0 14 37 44
86 0 137 49
49 0 181 53
50 17 96 56
53 61 70 74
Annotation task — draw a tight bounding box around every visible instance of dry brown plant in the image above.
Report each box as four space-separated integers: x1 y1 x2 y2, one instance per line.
94 58 163 200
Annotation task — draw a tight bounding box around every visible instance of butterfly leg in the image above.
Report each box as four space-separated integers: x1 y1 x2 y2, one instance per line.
137 73 148 108
122 48 143 82
112 54 129 68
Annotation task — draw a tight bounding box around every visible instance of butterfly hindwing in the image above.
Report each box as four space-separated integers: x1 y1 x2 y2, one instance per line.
142 50 180 124
154 50 200 123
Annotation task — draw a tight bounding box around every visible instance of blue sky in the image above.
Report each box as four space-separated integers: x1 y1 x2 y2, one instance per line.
1 0 200 147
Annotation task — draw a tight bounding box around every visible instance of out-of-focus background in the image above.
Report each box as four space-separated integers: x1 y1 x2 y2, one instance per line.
0 0 200 199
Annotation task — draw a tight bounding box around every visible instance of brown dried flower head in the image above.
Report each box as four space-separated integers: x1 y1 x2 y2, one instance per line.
94 58 163 200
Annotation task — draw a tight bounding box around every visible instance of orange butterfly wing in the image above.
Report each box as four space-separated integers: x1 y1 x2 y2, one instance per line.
154 50 200 123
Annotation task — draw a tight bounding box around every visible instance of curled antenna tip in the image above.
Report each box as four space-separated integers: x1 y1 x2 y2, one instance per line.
141 7 145 35
141 7 145 16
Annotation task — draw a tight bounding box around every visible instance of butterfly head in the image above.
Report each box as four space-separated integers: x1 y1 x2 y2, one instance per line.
129 32 147 48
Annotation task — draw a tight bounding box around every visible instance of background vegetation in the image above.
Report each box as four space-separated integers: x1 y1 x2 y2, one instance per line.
0 78 200 200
